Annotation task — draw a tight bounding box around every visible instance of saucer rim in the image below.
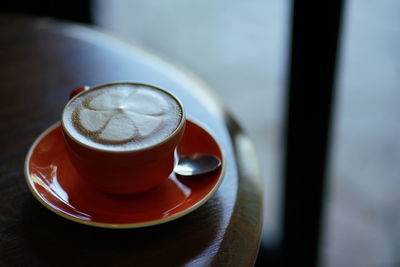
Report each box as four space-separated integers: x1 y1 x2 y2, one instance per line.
24 120 226 229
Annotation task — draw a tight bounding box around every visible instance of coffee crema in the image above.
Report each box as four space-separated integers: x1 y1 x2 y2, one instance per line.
62 84 183 151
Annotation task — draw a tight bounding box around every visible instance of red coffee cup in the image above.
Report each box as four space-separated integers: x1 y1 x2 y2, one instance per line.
61 83 186 194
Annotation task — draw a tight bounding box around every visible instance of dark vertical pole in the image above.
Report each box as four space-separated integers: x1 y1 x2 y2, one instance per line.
282 0 344 266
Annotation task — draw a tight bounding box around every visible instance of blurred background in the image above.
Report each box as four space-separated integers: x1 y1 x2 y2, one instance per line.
3 0 400 266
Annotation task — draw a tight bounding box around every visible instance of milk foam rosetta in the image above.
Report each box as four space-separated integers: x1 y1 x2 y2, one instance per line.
63 84 183 151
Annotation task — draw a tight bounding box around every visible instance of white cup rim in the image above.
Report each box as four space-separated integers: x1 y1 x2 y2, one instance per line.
61 82 186 154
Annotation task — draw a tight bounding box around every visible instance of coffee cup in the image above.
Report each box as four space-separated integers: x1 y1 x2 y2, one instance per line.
61 82 186 194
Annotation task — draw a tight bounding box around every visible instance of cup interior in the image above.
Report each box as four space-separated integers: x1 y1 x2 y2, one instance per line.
61 82 186 154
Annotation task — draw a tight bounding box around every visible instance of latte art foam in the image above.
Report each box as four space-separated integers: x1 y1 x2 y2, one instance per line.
62 84 183 151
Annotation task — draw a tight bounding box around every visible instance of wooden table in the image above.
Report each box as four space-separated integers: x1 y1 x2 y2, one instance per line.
0 15 263 266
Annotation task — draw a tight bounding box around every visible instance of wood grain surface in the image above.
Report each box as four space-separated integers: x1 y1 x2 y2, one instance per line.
0 15 263 267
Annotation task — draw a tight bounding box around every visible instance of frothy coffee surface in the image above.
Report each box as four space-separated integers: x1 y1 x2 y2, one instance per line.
62 84 182 151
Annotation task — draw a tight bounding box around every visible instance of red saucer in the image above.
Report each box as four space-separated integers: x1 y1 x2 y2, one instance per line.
24 120 225 228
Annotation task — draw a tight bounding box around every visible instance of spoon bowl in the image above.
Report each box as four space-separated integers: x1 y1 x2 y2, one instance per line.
174 153 221 176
